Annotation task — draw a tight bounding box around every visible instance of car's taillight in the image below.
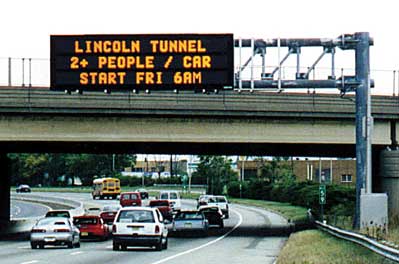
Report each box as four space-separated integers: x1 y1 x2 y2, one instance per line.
112 224 117 233
54 228 70 233
31 229 46 233
155 225 160 233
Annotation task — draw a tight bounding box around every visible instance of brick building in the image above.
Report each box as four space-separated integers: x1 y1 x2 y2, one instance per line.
236 158 356 185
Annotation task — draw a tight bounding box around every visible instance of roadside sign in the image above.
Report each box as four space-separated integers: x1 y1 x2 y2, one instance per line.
50 34 233 91
319 185 326 205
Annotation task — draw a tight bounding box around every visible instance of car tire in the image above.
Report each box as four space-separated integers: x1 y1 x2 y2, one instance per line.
30 242 37 249
225 213 229 219
112 242 119 251
39 243 44 249
162 237 168 250
75 242 80 248
121 244 127 251
220 222 224 228
68 241 74 249
155 240 163 251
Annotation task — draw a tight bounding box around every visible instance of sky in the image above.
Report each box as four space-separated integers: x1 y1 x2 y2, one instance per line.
1 0 399 93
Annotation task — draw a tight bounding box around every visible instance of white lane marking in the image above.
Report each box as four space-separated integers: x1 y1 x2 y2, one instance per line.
20 261 39 264
70 251 84 256
149 209 243 264
106 245 112 249
18 246 30 249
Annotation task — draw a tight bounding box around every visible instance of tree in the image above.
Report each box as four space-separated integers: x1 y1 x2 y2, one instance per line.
194 156 237 195
8 153 137 186
257 156 296 186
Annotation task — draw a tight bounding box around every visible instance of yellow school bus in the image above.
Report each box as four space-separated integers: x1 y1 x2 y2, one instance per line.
92 178 121 199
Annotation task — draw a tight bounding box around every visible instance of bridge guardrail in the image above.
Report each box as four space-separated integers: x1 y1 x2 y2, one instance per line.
316 220 399 262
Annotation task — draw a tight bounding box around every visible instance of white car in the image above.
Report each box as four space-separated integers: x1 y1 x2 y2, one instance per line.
159 191 181 210
112 207 168 251
207 196 229 219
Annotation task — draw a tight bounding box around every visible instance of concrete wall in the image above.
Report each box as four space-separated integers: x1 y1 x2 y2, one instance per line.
0 115 392 145
0 154 10 223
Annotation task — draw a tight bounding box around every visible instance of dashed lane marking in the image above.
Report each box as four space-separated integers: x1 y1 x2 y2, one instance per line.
149 209 243 264
20 260 39 264
70 251 84 256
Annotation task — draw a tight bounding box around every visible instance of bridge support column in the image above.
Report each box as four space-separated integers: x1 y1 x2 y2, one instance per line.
0 154 10 230
380 149 399 221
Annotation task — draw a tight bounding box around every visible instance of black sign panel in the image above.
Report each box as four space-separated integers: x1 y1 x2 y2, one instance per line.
50 34 233 91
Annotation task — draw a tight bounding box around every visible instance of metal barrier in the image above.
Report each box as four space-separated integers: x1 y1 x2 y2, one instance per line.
316 220 399 262
1 57 398 95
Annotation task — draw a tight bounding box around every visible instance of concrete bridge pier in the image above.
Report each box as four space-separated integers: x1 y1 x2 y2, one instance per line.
0 154 10 231
380 149 399 221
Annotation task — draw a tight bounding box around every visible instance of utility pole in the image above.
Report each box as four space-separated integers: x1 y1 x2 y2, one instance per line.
354 32 372 229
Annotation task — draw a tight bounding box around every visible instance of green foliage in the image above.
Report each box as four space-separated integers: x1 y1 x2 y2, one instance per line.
227 157 355 219
8 153 137 186
193 155 238 195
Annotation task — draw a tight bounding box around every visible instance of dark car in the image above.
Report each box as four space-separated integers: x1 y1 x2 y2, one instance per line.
16 184 31 193
135 188 149 199
198 205 224 228
149 200 173 221
100 204 121 225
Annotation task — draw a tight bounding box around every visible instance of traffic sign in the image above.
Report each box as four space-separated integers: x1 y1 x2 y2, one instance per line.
50 34 233 91
319 185 326 205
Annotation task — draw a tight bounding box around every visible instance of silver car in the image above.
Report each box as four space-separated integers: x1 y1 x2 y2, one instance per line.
172 210 208 236
30 217 80 249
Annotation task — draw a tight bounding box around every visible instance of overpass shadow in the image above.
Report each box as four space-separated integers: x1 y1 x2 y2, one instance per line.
170 222 315 238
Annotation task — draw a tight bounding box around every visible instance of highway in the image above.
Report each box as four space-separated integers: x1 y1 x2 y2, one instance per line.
3 192 288 264
10 200 50 219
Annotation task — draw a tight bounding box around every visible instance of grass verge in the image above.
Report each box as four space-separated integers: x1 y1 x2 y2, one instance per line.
229 198 308 224
277 229 396 264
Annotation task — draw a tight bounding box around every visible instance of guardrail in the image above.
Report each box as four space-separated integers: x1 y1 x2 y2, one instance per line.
316 220 399 262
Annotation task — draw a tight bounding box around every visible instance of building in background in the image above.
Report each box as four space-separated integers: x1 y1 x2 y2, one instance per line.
123 158 188 179
236 158 356 185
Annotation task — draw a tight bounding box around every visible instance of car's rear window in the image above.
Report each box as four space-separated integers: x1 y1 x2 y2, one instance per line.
150 201 169 207
103 205 120 212
74 218 98 225
37 218 67 226
170 193 178 199
117 210 155 223
216 197 226 203
160 193 168 199
46 211 70 218
175 212 203 220
122 194 138 200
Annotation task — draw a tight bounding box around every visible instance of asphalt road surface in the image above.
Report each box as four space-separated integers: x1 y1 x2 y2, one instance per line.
10 200 50 219
3 192 288 264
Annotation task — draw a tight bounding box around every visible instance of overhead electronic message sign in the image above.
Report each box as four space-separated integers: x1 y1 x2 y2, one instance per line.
50 34 233 91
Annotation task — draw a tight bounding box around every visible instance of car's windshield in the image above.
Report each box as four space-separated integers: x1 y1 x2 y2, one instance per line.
170 192 178 199
160 193 168 199
117 210 155 223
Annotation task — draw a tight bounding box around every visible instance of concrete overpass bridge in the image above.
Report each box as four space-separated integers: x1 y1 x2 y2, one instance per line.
1 86 399 224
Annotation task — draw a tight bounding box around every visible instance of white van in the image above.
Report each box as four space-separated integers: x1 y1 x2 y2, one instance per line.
159 191 181 210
